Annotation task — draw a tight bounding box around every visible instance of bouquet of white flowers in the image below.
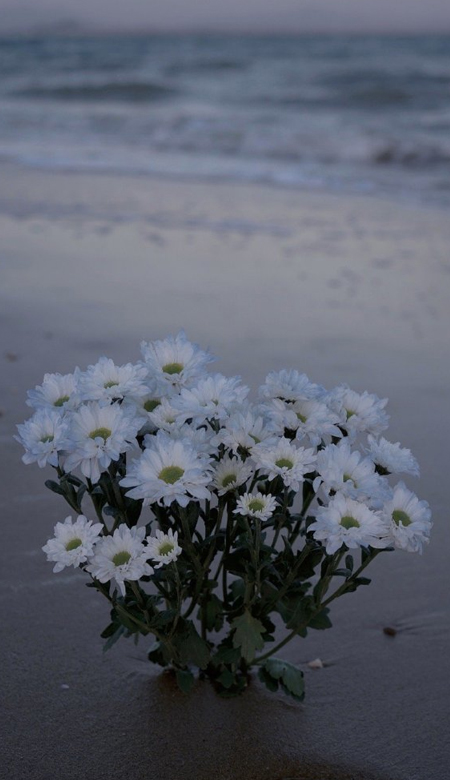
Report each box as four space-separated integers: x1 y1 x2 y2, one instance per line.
17 332 431 699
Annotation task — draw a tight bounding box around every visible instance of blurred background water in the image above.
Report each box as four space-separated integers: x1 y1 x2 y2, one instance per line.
1 34 450 205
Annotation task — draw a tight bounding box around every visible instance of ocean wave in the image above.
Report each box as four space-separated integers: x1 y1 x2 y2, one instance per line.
371 142 450 167
11 81 178 102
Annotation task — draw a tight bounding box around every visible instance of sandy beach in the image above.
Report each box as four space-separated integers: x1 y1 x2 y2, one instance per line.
1 163 450 780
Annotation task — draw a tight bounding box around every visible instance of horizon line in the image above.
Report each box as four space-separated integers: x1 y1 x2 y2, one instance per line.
1 25 450 38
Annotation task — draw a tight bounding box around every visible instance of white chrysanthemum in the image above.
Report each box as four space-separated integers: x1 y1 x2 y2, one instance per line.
366 436 420 477
173 374 249 425
144 424 216 457
42 515 103 573
86 525 153 597
64 402 143 483
78 357 149 404
140 331 215 390
313 439 390 506
310 493 390 555
146 397 184 432
234 491 277 522
15 408 70 468
213 408 274 453
328 386 389 438
258 369 324 404
382 482 432 553
252 437 316 491
26 370 81 412
146 529 182 568
212 455 253 495
121 431 212 507
269 398 342 446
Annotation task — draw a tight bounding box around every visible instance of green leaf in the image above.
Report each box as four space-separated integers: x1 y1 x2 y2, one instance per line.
231 610 265 663
175 669 195 694
199 594 224 633
258 665 279 693
229 578 245 601
353 576 371 586
217 668 235 689
212 644 242 665
176 622 210 670
102 625 125 652
308 607 332 631
44 479 66 496
262 658 305 701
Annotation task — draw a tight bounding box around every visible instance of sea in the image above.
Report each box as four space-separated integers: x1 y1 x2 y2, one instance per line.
1 34 450 205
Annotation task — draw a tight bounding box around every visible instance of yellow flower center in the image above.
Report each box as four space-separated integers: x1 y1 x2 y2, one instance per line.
65 538 82 551
159 542 174 556
221 473 236 488
248 498 265 512
276 458 293 469
144 399 161 413
392 509 412 527
54 395 70 407
89 427 112 442
112 551 131 566
162 362 184 375
340 515 360 530
159 465 184 484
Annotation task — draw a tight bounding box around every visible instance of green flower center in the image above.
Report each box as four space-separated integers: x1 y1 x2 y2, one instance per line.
54 395 70 407
392 509 412 527
65 538 82 551
340 515 360 530
144 398 161 413
40 434 54 443
248 498 265 512
250 434 261 444
159 465 184 484
162 362 184 375
112 551 131 566
276 458 294 469
221 473 237 488
296 413 307 423
89 427 112 442
346 409 356 420
158 542 175 556
104 380 119 389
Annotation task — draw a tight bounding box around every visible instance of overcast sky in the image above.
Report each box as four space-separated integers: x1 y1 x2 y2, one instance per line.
2 0 450 34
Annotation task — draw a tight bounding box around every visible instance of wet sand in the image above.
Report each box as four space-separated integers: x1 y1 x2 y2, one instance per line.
1 163 450 780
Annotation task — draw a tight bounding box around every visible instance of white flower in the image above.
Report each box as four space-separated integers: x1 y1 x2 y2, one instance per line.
173 374 249 425
314 439 390 506
252 437 316 491
78 357 149 404
234 491 277 522
140 331 215 390
213 408 274 453
366 436 420 477
121 431 212 507
146 397 184 432
42 515 103 573
258 369 324 403
310 494 390 555
64 402 142 483
15 408 69 468
382 482 432 553
212 455 253 495
86 525 153 597
146 529 182 568
328 386 389 438
269 398 342 446
27 370 81 412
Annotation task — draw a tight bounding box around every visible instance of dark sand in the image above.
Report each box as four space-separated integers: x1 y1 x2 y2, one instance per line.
1 164 450 780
